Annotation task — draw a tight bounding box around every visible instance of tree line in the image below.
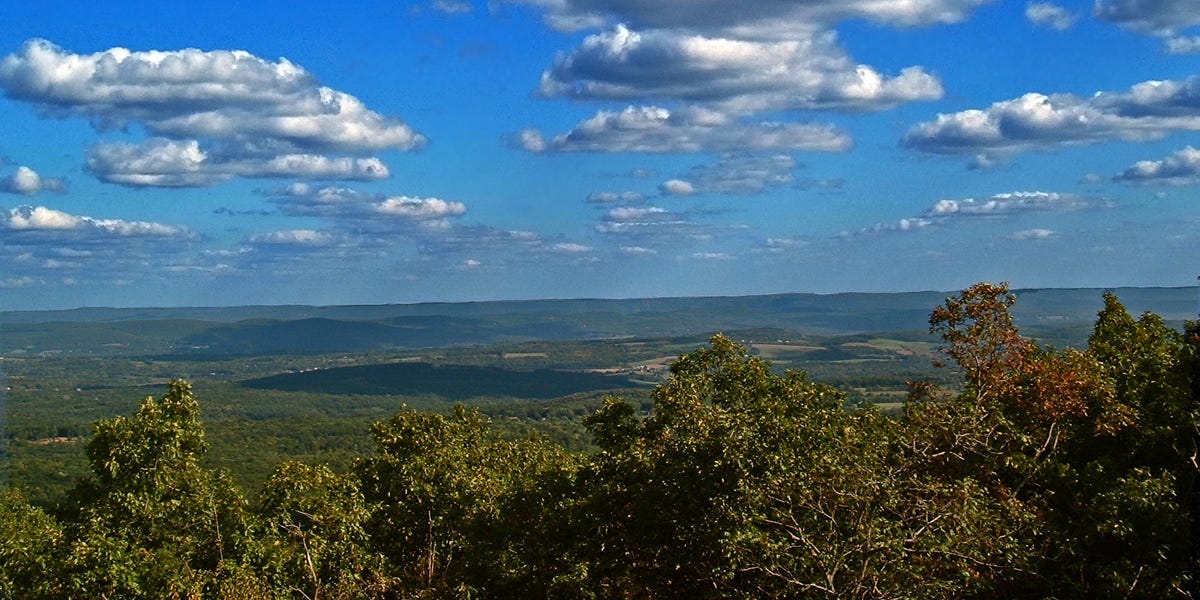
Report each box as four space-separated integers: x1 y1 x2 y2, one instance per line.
0 283 1196 598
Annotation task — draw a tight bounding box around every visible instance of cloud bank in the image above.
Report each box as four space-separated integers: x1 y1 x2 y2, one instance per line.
0 39 425 186
1 204 200 288
852 191 1106 235
903 76 1200 165
517 105 852 153
86 139 389 187
511 0 969 155
268 184 467 230
537 25 942 113
3 204 195 237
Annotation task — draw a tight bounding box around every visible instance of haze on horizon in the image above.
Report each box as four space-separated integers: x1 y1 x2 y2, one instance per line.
0 1 1198 311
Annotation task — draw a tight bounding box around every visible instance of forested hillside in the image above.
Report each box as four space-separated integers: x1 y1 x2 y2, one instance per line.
1 284 1197 598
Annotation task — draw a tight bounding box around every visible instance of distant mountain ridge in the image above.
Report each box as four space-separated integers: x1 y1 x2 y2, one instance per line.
3 287 1195 357
7 287 1195 324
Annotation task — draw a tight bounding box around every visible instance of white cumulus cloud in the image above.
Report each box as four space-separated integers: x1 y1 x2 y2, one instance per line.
1114 145 1200 185
620 245 657 255
516 105 852 153
587 191 646 204
606 206 669 221
538 25 942 113
1025 3 1076 30
1012 228 1055 240
0 39 423 186
270 185 467 224
376 196 468 219
0 165 67 195
854 217 934 235
509 0 968 157
2 205 192 237
248 229 336 246
551 242 592 253
659 179 696 196
88 139 388 188
848 191 1104 236
4 205 85 230
926 191 1093 216
678 153 797 195
903 76 1200 165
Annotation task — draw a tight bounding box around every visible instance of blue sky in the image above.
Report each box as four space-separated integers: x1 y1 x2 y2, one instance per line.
0 0 1197 310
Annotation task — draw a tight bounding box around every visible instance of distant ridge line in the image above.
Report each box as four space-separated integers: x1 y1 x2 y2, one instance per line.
3 287 1194 325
